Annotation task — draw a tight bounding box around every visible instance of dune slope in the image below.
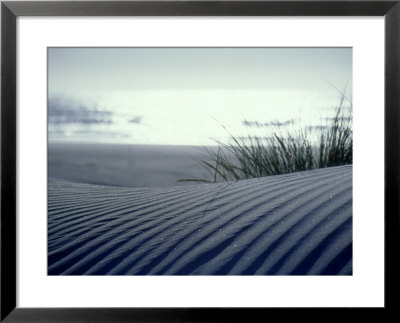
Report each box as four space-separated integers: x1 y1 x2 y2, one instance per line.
48 165 352 275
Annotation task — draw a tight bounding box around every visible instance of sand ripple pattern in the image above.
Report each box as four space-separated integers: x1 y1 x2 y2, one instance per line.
48 165 352 275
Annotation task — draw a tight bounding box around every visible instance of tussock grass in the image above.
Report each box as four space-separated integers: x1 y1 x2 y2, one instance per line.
178 92 352 183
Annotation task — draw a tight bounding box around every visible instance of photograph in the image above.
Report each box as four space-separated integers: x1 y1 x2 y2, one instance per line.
3 0 398 320
2 0 399 320
47 47 353 276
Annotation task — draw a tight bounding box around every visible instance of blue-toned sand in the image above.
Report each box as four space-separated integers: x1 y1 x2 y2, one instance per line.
48 165 352 275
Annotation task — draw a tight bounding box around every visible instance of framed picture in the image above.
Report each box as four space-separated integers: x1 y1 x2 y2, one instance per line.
1 0 399 321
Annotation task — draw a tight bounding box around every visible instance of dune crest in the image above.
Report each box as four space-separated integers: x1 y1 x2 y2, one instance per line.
48 165 352 275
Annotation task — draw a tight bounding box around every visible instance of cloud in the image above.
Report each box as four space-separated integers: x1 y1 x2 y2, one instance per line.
48 96 113 125
129 116 142 124
242 119 296 128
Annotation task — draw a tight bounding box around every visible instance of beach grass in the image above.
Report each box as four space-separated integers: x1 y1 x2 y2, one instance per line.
178 92 352 183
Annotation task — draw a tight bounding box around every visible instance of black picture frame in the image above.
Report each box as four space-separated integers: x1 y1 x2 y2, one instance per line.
1 1 399 322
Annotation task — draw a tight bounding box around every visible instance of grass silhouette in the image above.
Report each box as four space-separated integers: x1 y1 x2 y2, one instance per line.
178 91 352 183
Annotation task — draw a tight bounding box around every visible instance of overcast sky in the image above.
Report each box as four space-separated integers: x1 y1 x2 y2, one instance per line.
48 47 352 145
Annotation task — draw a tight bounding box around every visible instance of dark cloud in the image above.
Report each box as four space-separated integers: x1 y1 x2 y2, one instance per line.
243 119 296 128
48 97 113 125
129 116 142 124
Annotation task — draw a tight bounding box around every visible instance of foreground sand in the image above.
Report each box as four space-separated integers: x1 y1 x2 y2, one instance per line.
48 165 352 275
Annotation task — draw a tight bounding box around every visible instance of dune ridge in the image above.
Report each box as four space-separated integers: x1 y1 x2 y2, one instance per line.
48 165 352 275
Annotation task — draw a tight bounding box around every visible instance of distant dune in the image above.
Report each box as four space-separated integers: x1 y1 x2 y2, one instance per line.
48 165 352 275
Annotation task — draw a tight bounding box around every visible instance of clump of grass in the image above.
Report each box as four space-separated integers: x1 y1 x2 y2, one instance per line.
178 92 352 184
318 96 353 168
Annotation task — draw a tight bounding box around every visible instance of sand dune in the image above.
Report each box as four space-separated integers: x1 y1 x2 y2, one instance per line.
48 165 352 275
